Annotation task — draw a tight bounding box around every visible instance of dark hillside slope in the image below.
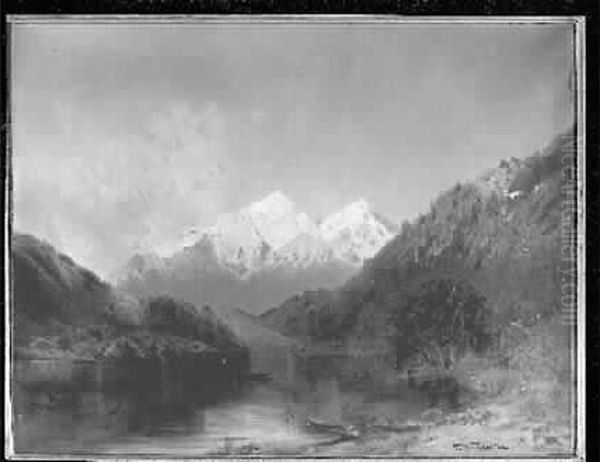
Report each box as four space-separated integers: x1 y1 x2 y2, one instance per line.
11 233 244 359
262 129 576 367
12 233 141 344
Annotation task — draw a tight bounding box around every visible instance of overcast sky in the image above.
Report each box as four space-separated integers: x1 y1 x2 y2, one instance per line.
11 20 574 278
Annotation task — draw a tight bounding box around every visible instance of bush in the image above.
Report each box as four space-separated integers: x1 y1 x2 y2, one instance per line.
392 278 492 369
453 314 572 408
88 326 103 341
143 296 242 349
506 315 572 392
452 351 511 397
57 335 72 351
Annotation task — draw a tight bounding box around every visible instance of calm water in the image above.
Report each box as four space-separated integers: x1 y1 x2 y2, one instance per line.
12 354 433 456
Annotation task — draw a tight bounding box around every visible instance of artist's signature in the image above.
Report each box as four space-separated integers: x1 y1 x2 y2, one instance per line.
453 441 509 451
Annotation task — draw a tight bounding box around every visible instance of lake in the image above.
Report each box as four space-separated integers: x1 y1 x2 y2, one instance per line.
11 353 437 456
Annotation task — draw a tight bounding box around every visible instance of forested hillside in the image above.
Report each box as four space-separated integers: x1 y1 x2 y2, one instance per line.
12 233 244 360
262 128 576 396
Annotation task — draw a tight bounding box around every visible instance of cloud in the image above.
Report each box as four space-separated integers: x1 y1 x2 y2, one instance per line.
13 100 234 278
11 23 573 280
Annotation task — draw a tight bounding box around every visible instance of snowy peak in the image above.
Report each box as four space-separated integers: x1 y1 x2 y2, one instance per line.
346 198 371 213
124 191 399 281
204 222 268 276
115 192 399 313
320 199 398 264
242 192 319 251
182 228 202 248
196 192 398 272
176 192 318 277
320 198 374 239
247 190 295 217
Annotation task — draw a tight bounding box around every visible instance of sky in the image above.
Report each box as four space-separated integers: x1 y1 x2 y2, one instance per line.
11 20 575 278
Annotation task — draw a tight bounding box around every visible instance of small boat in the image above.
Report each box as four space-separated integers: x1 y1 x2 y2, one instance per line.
245 372 273 382
305 418 361 439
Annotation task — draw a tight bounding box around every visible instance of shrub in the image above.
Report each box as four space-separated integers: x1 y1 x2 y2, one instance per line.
392 278 493 370
57 335 72 351
144 296 242 349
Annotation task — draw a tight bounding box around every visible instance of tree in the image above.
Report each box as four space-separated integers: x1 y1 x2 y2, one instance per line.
392 279 492 370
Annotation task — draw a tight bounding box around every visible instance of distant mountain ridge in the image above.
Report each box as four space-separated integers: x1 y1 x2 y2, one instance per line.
115 192 398 314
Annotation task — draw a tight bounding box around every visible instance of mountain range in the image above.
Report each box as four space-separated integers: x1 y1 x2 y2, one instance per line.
115 191 398 314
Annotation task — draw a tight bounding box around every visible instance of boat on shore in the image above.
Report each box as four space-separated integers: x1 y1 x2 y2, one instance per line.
245 372 273 383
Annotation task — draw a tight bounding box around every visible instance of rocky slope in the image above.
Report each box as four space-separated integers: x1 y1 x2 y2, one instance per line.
115 192 398 314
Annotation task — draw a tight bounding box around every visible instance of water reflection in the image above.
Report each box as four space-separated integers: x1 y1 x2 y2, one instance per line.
12 351 434 455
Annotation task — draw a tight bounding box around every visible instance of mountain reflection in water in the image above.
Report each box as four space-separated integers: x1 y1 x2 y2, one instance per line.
13 353 433 456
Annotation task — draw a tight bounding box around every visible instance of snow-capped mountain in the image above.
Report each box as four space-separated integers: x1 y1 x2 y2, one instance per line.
115 191 398 314
174 191 396 275
178 191 322 277
272 233 336 268
320 199 399 264
245 191 320 247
